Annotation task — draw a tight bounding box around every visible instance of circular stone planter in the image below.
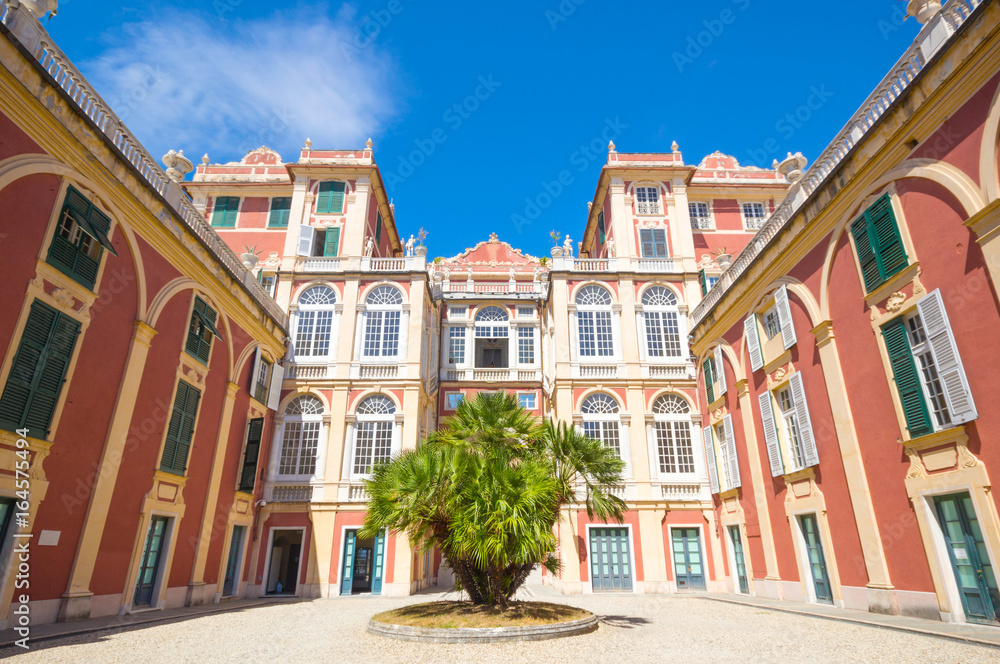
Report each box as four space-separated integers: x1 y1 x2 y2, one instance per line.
367 613 599 643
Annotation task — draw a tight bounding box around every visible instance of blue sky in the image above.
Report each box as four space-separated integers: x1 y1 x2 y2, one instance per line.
45 0 920 259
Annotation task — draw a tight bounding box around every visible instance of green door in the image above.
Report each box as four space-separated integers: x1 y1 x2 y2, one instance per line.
589 528 632 592
728 525 749 595
222 525 245 597
934 493 1000 624
135 516 169 606
371 531 386 595
672 528 706 590
340 531 356 596
798 514 833 604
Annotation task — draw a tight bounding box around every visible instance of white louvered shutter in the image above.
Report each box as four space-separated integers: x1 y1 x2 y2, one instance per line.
916 290 977 425
789 372 819 467
296 225 315 256
266 364 284 411
715 346 727 396
775 285 797 350
758 391 784 477
723 414 740 489
250 346 262 393
745 315 764 372
703 425 719 495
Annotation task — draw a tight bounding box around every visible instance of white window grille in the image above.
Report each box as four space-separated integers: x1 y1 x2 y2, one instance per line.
652 395 695 474
518 393 536 410
353 395 396 475
294 285 336 359
278 395 323 477
689 202 712 229
475 306 509 338
363 286 403 358
448 326 466 364
581 394 622 457
576 285 615 358
517 307 535 318
518 326 535 365
642 286 682 358
742 202 768 230
906 314 952 429
776 388 805 469
635 186 661 215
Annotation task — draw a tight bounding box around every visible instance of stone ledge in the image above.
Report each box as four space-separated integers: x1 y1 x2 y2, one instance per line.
367 613 599 643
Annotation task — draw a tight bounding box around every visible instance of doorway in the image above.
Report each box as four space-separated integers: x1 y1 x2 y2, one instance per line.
266 529 302 595
475 339 508 368
222 525 246 597
340 529 386 595
933 493 1000 624
728 525 749 595
671 528 706 591
798 513 833 604
134 516 170 607
589 527 633 592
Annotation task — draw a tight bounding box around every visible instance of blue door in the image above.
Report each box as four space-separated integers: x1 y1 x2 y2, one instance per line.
341 530 386 595
340 531 356 595
798 514 833 604
135 516 169 606
672 528 706 590
934 493 1000 624
589 528 632 592
728 525 749 595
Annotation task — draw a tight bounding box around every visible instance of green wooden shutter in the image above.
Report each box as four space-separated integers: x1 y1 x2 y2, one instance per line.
702 358 715 404
239 418 264 492
371 530 386 594
882 318 932 437
340 531 356 595
211 197 239 227
0 300 80 438
324 227 341 257
47 186 111 289
850 216 881 291
269 198 291 227
868 195 907 280
699 270 709 296
161 380 201 475
598 212 606 244
375 212 383 244
317 182 346 214
185 297 217 364
640 229 655 258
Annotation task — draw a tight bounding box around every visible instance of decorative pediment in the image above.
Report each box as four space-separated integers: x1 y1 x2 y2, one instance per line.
441 234 541 267
698 151 769 172
237 146 283 166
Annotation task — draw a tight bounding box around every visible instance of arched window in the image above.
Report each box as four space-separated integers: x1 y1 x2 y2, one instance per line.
475 306 509 338
353 395 397 475
278 395 324 477
642 286 683 358
294 285 337 359
581 393 621 457
652 394 695 474
635 185 661 215
473 306 510 368
363 286 403 358
576 285 614 358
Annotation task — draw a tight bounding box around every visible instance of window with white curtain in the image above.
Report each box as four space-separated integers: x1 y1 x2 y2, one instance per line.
294 285 336 359
652 395 695 474
278 395 324 477
353 395 396 475
576 285 615 358
363 286 403 358
642 286 682 358
581 393 622 457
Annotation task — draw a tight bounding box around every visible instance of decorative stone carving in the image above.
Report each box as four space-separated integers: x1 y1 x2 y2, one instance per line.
870 305 881 321
51 288 75 309
163 150 194 182
886 292 906 313
697 254 719 270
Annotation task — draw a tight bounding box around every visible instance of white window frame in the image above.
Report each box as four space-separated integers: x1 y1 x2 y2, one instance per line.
689 201 713 230
362 286 404 361
650 395 697 478
516 306 536 319
350 396 398 480
638 285 685 362
445 392 464 410
581 393 630 475
575 285 617 360
635 185 661 216
905 311 954 431
276 396 325 481
447 325 466 366
741 201 768 230
517 325 536 366
518 392 537 410
292 285 339 362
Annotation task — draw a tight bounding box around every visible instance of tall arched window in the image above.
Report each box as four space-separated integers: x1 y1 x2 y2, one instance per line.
652 394 695 474
363 286 403 358
294 285 337 359
278 395 324 478
642 286 683 358
353 395 397 475
576 285 615 358
581 393 621 457
474 306 509 368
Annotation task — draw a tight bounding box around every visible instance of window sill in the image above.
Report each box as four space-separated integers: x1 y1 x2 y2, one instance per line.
761 349 792 376
901 424 969 452
863 262 920 309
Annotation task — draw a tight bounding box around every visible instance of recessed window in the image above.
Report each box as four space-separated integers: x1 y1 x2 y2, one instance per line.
776 387 805 469
268 197 291 228
48 187 116 289
635 186 661 215
279 395 323 477
211 196 240 227
363 286 403 358
253 358 271 404
518 326 535 365
352 395 395 475
762 307 781 340
186 297 220 365
475 306 509 368
294 286 337 360
576 285 615 358
906 314 951 430
639 229 668 258
652 395 695 474
642 286 682 358
259 274 276 298
446 393 464 410
689 202 712 230
316 182 346 214
742 202 767 230
449 307 468 319
448 326 466 365
517 307 535 319
518 393 536 410
581 394 622 458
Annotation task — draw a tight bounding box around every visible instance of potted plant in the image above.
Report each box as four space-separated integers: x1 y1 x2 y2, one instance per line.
713 246 732 270
538 257 549 267
549 230 564 257
240 244 261 270
414 228 429 257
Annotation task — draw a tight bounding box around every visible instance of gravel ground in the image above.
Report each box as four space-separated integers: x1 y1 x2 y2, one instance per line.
1 593 996 664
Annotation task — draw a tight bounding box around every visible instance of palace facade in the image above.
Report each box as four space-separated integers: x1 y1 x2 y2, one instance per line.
0 0 997 632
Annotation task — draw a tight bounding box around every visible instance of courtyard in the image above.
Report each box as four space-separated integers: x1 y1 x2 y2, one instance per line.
2 592 997 664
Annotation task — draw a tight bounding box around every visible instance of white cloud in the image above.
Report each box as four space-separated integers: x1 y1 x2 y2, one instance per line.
82 6 401 163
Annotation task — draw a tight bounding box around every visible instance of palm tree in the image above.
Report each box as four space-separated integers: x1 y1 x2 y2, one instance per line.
361 392 626 608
